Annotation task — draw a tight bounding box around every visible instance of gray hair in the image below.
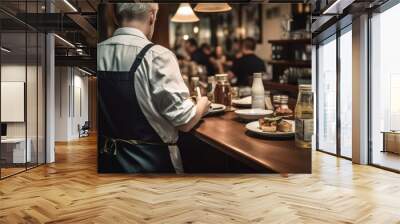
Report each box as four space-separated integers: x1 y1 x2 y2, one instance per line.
116 3 158 23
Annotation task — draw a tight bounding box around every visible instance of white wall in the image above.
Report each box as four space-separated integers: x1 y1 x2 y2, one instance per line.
1 63 46 164
255 4 292 61
1 64 41 137
55 67 89 141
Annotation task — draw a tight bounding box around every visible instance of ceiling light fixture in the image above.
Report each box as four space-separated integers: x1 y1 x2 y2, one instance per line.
54 34 75 48
1 47 11 53
63 0 78 12
171 3 199 23
194 3 232 13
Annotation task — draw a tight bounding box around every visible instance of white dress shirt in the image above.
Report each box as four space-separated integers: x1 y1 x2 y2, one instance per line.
97 27 196 173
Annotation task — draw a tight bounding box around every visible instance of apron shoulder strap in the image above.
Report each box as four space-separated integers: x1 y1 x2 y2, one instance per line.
129 43 156 74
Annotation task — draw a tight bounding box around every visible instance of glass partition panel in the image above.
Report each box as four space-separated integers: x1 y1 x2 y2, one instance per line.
1 30 28 177
339 28 352 158
371 3 400 171
27 31 38 169
0 0 47 178
38 32 45 165
317 36 337 154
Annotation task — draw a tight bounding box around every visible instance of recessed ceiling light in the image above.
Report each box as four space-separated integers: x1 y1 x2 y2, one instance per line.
78 67 93 76
1 47 11 53
54 34 75 48
63 0 78 12
323 0 354 15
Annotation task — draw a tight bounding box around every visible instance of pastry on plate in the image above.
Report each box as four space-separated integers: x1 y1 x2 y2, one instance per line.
277 120 293 132
258 117 281 132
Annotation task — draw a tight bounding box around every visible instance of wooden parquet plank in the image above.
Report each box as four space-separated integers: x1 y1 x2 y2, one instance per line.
0 135 400 223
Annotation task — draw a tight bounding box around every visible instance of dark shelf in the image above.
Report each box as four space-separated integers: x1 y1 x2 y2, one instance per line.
268 39 311 45
263 81 299 94
267 60 311 67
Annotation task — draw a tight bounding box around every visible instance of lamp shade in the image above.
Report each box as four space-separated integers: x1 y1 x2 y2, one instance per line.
194 3 232 13
171 3 199 23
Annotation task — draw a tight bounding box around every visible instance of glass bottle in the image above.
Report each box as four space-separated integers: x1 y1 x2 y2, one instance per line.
214 74 231 107
190 76 200 97
264 91 274 110
251 73 265 109
295 84 314 149
207 76 216 102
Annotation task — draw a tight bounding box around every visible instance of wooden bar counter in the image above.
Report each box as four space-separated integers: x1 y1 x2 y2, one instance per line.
190 112 311 174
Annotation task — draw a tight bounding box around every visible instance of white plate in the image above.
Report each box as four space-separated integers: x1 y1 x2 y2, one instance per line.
207 103 226 115
232 96 252 107
234 109 273 120
245 121 295 138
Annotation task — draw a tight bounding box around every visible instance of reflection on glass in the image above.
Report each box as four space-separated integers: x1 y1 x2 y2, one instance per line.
317 37 337 154
340 29 352 158
38 33 46 165
371 4 400 171
27 32 38 169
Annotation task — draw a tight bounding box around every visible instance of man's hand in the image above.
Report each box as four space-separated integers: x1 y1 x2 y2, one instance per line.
177 96 211 132
196 96 211 117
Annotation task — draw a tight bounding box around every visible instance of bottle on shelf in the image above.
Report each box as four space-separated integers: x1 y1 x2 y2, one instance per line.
251 73 265 110
295 84 313 149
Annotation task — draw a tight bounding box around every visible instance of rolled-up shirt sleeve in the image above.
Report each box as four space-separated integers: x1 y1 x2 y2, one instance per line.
150 50 196 127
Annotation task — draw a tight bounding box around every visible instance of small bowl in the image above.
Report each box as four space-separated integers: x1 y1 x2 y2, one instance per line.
234 109 273 121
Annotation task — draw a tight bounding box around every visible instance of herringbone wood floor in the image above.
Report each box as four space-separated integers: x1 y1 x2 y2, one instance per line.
1 136 400 224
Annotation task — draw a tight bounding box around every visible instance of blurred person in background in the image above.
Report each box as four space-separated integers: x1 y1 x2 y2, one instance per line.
213 45 228 73
174 38 190 60
199 43 217 76
227 38 243 61
184 38 216 76
229 37 266 86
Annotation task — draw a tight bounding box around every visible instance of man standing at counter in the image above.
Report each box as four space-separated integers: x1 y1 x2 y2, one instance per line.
229 37 266 86
97 3 210 173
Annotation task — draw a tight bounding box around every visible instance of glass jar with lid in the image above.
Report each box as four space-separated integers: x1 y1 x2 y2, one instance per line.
275 95 293 117
273 95 281 110
295 84 313 149
214 74 231 107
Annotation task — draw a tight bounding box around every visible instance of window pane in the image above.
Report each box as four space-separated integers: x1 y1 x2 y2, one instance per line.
371 3 400 171
340 29 352 158
38 32 46 165
27 31 38 169
317 37 337 154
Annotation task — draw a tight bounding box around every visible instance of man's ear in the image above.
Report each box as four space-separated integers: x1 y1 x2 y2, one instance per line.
149 11 156 25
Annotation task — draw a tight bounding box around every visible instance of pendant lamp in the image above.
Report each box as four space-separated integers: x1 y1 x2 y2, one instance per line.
194 3 232 13
171 3 199 23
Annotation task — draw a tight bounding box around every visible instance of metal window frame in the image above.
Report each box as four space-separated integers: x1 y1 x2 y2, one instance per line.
315 19 353 160
0 0 47 180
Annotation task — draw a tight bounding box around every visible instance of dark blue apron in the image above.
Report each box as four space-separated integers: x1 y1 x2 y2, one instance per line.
97 43 175 173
